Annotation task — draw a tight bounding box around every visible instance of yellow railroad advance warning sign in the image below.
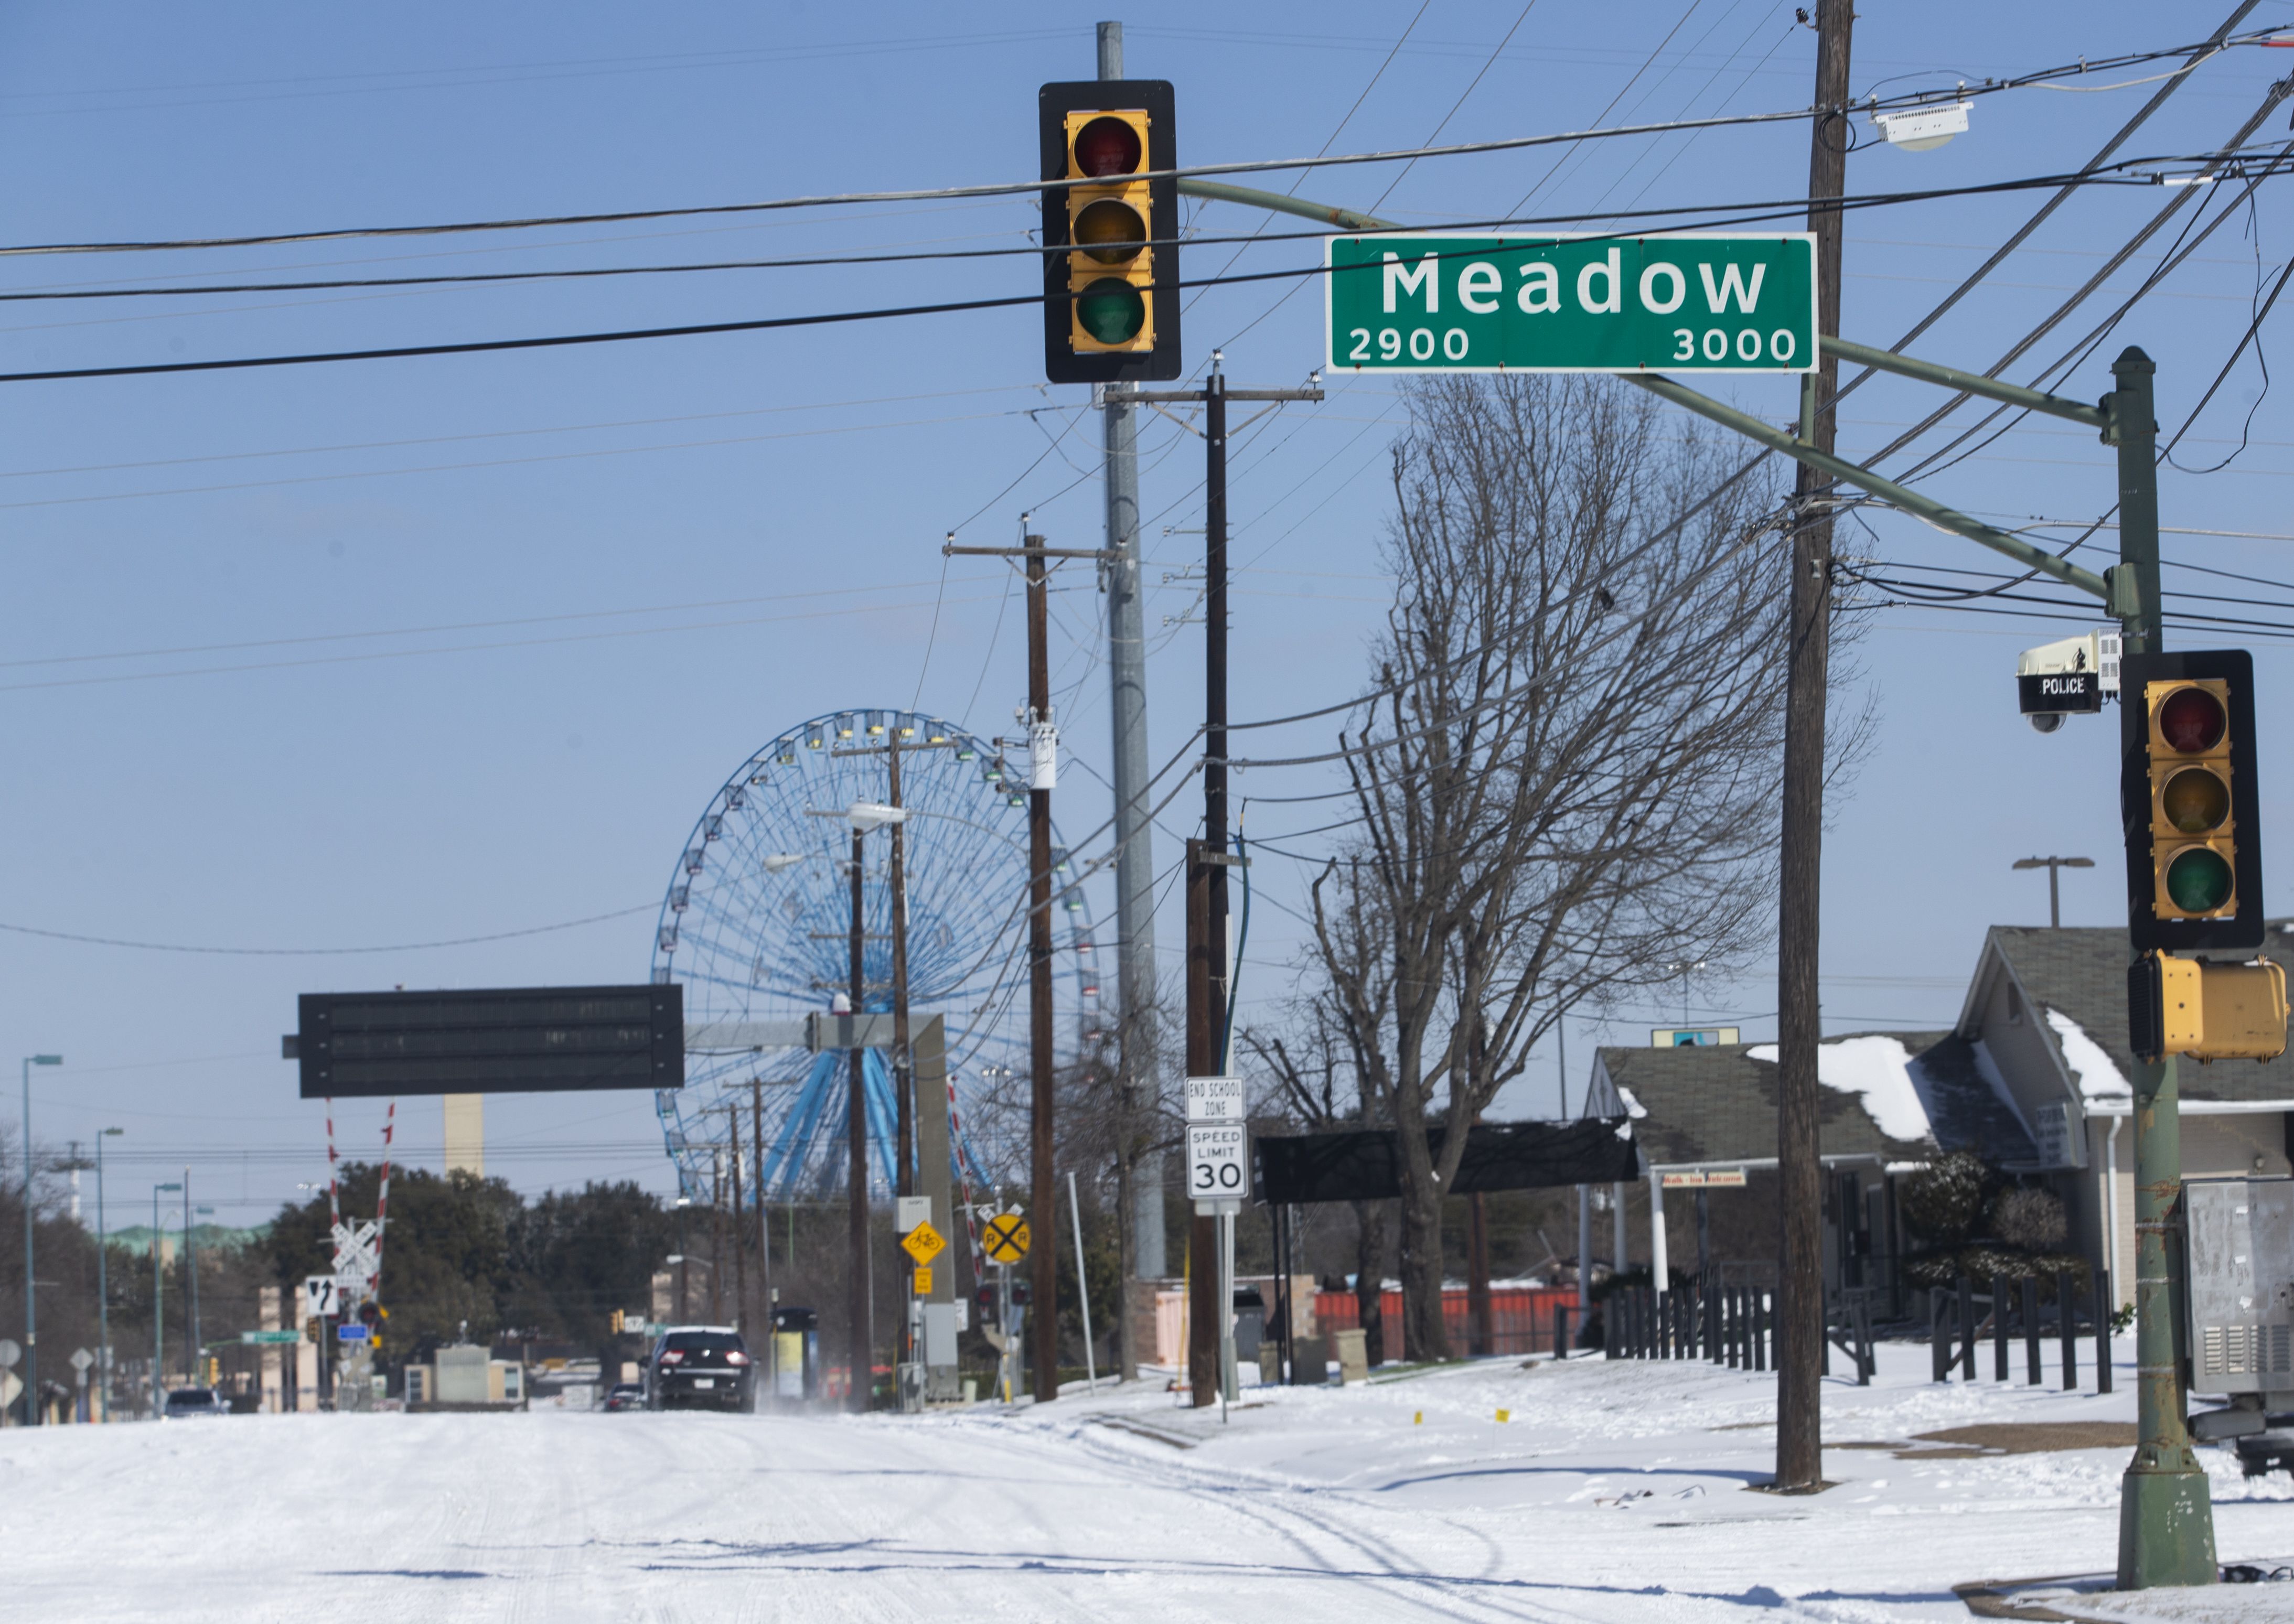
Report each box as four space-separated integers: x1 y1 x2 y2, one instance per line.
900 1219 945 1266
982 1212 1031 1266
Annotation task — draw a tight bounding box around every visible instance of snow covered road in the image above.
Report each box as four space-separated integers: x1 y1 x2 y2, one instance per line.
6 1343 2290 1622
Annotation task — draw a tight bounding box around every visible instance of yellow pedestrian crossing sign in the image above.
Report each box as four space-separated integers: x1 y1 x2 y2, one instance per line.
982 1212 1030 1265
900 1219 945 1266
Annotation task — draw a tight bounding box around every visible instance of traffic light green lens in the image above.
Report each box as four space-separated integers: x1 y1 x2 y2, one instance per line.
2166 847 2233 913
1076 277 1145 344
2158 686 2226 753
1074 198 1147 265
2161 767 2229 833
1072 116 1142 178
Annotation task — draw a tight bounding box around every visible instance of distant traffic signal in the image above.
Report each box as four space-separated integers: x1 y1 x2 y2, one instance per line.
2121 650 2264 954
1039 79 1180 383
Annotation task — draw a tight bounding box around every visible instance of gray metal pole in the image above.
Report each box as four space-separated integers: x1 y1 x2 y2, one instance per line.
20 1058 34 1425
2109 346 2216 1589
1098 19 1166 1365
97 1136 109 1421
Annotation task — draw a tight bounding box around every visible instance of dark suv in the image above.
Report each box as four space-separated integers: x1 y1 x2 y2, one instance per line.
647 1326 754 1412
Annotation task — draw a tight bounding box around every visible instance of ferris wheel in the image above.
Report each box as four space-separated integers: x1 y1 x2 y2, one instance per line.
648 707 1104 1203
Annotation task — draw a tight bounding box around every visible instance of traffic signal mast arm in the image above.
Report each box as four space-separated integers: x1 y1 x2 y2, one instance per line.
1622 361 2113 605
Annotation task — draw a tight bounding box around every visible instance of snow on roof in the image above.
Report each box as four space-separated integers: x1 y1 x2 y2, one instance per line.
2043 1005 2130 1103
1613 1081 1647 1120
1746 1035 1934 1143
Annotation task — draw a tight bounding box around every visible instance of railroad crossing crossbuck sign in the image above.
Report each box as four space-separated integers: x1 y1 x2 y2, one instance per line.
1326 232 1817 374
982 1212 1030 1266
900 1219 946 1266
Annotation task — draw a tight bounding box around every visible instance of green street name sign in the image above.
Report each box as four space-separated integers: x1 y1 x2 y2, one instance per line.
239 1329 304 1345
1325 233 1817 374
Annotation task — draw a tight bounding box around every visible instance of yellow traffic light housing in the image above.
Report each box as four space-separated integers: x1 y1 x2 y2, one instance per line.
2145 679 2236 920
2130 951 2288 1062
1040 80 1180 383
2121 650 2263 955
1063 108 1155 356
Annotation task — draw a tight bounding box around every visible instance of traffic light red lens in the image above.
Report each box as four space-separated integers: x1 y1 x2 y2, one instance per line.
1071 116 1143 177
1074 198 1147 265
2161 767 2230 834
2166 847 2234 913
2159 687 2226 753
1076 277 1146 343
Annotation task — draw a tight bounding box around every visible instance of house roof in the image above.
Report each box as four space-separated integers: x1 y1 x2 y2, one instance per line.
1956 923 2294 1105
1588 1031 2035 1168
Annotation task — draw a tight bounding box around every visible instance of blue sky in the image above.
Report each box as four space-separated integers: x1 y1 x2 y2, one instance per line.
3 2 2291 1223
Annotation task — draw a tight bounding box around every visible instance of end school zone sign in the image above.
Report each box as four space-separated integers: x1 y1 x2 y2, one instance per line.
1324 233 1817 374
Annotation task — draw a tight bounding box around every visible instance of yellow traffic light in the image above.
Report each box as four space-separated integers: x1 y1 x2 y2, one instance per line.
1063 110 1155 356
1039 79 1179 383
2145 679 2237 920
2121 651 2263 955
610 1308 624 1333
2131 951 2288 1062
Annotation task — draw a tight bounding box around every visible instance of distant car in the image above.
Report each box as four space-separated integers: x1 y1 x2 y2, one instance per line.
163 1386 231 1419
647 1326 753 1412
603 1383 646 1412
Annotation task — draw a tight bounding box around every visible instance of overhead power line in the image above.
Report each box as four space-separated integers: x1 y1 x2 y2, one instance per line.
0 904 657 955
0 157 2255 387
0 29 2272 260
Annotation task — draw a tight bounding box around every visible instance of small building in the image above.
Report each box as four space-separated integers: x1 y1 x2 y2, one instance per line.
1578 922 2294 1313
1954 924 2294 1308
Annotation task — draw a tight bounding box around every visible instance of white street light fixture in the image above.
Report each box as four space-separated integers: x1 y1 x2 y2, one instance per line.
844 802 907 833
1872 100 1969 153
762 853 807 874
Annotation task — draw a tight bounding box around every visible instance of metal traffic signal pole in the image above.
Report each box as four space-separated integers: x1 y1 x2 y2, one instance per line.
1095 16 1164 1386
2105 349 2217 1590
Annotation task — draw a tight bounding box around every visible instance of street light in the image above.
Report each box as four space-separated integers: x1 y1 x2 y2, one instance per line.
96 1128 122 1422
2012 855 2094 930
19 1053 60 1425
152 1181 182 1419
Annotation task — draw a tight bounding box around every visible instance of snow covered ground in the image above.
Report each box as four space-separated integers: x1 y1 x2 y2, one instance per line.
5 1339 2291 1623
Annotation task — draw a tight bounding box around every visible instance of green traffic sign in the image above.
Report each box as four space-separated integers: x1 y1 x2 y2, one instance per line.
1325 233 1817 375
239 1329 303 1345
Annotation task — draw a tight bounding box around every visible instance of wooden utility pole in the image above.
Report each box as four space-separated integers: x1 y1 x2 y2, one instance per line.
1026 542 1060 1404
846 825 871 1412
1124 363 1322 1406
730 1100 747 1337
751 1079 770 1316
1183 839 1219 1405
888 736 913 1199
1775 0 1853 1494
938 530 1120 1407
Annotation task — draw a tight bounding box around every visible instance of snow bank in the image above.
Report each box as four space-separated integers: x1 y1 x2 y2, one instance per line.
1747 1035 1933 1143
2045 1006 2131 1104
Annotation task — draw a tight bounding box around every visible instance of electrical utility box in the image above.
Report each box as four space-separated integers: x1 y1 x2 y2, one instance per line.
2186 1178 2294 1398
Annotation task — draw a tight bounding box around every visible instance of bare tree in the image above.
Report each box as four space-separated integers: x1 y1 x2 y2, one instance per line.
1307 373 1845 1361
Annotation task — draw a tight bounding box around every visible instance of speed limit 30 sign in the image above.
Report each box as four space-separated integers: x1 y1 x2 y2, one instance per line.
1187 1122 1250 1204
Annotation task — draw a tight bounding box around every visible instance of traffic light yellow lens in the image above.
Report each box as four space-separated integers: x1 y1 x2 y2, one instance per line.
1076 277 1145 343
1074 198 1147 265
2158 686 2226 753
2166 847 2233 913
1072 116 1143 178
2161 767 2229 833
